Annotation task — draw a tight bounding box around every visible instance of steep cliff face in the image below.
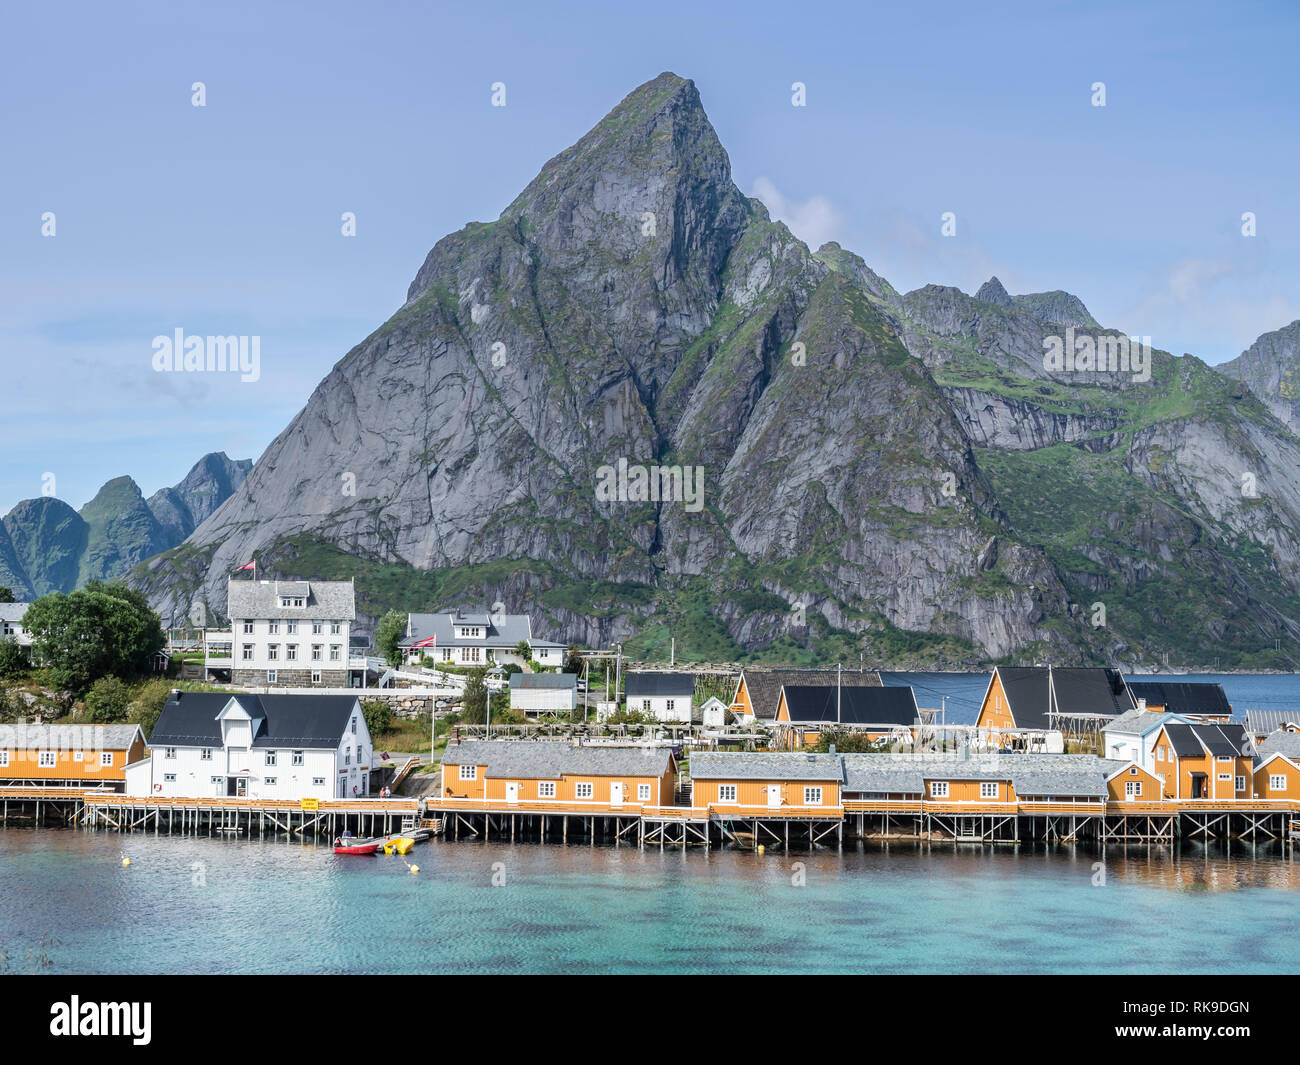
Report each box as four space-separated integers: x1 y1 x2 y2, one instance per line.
1219 320 1300 433
126 73 1300 669
147 453 251 546
2 498 87 596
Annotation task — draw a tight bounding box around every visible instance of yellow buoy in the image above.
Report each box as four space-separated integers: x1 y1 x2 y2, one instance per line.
121 857 131 866
757 845 764 855
409 864 420 874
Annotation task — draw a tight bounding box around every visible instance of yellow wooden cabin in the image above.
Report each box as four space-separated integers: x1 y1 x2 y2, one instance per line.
1252 733 1300 800
438 740 677 811
0 723 147 790
689 752 843 815
1151 722 1252 800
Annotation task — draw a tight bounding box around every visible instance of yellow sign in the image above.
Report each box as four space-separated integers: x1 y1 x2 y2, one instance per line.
300 798 319 811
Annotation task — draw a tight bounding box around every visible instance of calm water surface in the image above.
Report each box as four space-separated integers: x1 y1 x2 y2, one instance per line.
2 828 1298 974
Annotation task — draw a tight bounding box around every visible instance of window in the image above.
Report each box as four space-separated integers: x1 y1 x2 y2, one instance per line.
1270 774 1286 792
330 621 341 635
979 782 998 799
575 782 594 800
268 621 280 635
803 786 823 805
38 751 56 767
312 644 322 661
101 752 114 766
164 747 177 759
211 776 224 784
268 644 279 661
164 773 176 782
1217 755 1231 763
638 783 651 801
200 748 212 761
286 644 298 661
1236 776 1246 792
1125 780 1142 797
1217 773 1232 781
459 764 477 781
465 647 481 663
267 669 277 683
264 776 277 785
930 781 949 798
290 751 304 766
242 645 254 661
265 751 277 767
0 752 8 767
312 777 325 786
351 717 357 734
279 596 304 608
73 750 84 761
287 620 298 634
311 670 321 684
719 784 737 803
1156 747 1164 762
243 620 254 634
666 699 675 713
538 781 556 798
641 699 651 712
344 750 351 766
330 645 341 661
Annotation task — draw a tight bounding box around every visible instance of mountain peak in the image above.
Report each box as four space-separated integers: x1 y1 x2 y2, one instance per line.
975 276 1013 307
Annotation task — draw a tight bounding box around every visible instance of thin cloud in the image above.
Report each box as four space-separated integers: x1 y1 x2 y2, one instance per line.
750 177 845 251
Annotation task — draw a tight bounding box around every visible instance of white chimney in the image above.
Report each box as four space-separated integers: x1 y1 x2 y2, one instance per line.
1137 697 1147 712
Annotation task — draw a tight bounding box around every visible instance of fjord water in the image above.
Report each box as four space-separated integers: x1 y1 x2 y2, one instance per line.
2 829 1298 974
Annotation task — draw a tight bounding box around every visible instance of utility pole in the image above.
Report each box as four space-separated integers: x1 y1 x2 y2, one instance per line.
837 661 842 725
670 637 675 667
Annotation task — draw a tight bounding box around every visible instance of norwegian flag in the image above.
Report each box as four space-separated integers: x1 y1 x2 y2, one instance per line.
381 752 391 762
233 560 255 573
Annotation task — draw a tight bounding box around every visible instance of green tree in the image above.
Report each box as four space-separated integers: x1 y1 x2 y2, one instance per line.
85 676 132 723
375 610 407 668
23 582 164 695
0 685 25 724
0 638 29 680
0 586 15 603
564 644 585 674
128 677 176 738
361 698 393 737
514 639 531 660
460 667 489 723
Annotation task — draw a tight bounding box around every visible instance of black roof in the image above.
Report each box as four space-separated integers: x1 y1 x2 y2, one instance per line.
1164 723 1209 759
625 671 695 697
996 667 1053 729
781 684 918 726
1196 723 1245 758
1126 681 1231 716
149 692 362 749
1051 668 1134 717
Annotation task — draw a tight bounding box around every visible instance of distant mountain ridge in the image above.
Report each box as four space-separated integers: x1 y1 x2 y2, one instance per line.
0 453 251 599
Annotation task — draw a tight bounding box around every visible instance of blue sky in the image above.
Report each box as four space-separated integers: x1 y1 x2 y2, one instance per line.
2 0 1298 514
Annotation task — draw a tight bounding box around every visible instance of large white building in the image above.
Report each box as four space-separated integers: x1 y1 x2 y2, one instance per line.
398 609 566 668
0 602 31 647
205 579 357 687
130 691 373 800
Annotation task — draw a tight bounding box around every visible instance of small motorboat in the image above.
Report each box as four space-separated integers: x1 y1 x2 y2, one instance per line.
383 837 415 855
334 836 383 855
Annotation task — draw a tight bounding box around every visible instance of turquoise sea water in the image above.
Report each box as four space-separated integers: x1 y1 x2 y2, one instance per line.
2 829 1298 974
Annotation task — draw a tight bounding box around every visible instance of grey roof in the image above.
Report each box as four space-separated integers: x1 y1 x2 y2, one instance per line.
0 603 29 624
736 668 881 721
226 579 356 621
841 752 1109 798
625 671 695 698
689 752 845 782
399 610 533 648
149 692 361 749
1255 732 1300 763
1245 709 1300 735
780 684 918 727
0 723 142 750
441 740 673 778
1126 681 1231 717
1103 708 1186 736
510 673 577 690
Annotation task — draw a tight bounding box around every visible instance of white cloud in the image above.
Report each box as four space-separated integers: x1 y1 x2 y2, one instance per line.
750 177 844 251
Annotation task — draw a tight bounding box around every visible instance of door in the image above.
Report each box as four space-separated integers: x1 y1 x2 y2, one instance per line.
227 776 237 797
236 777 247 798
1192 774 1207 799
768 785 782 808
506 782 519 804
610 782 624 807
214 777 224 797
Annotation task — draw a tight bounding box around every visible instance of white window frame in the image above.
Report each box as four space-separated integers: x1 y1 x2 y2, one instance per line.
312 777 326 786
979 782 998 799
38 751 56 768
73 750 84 762
538 781 556 798
803 786 823 805
1125 780 1142 798
163 773 177 782
638 783 651 801
292 751 304 766
265 751 277 767
164 747 177 759
459 764 477 781
1235 776 1246 792
718 784 737 803
264 776 277 785
930 781 949 799
0 752 8 767
200 748 212 761
100 752 113 766
1270 773 1286 791
575 781 594 800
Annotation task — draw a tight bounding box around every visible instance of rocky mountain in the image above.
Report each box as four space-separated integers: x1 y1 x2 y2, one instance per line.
1 453 250 599
128 73 1300 669
1218 320 1300 433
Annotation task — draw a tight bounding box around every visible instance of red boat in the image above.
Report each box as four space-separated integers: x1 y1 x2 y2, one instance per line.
333 836 382 855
